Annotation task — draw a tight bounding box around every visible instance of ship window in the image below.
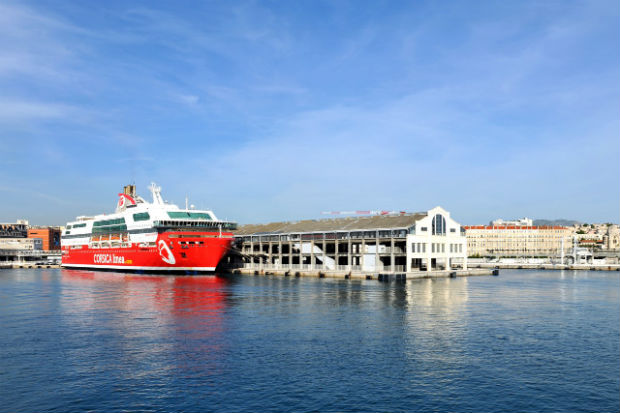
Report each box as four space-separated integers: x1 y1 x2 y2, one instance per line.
167 212 212 220
94 218 126 227
92 217 127 234
72 223 87 228
92 225 127 234
133 212 150 222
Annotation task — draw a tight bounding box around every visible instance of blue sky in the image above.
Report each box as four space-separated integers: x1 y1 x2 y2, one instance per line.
0 0 618 226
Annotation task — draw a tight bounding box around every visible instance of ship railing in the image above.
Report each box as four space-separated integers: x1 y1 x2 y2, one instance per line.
153 220 237 231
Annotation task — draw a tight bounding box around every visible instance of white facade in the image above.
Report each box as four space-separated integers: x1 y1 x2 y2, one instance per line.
406 207 467 271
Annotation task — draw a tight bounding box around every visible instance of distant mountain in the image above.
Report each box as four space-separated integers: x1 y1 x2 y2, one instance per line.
533 219 581 226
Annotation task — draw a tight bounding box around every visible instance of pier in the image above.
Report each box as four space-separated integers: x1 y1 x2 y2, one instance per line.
229 265 495 280
0 263 61 269
223 207 497 280
468 262 620 271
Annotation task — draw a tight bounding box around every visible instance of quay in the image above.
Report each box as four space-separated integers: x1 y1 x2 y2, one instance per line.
0 262 61 269
468 262 620 271
0 249 61 267
229 266 496 280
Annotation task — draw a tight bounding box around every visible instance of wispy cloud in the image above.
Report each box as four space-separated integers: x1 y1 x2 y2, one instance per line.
0 100 88 122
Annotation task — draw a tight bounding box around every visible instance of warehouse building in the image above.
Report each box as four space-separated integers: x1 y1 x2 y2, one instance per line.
232 206 467 274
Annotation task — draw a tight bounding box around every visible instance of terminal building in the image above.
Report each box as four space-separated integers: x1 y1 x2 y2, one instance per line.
231 206 467 274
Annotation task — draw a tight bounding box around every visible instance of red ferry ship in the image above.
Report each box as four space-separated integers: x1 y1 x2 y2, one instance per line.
61 184 236 272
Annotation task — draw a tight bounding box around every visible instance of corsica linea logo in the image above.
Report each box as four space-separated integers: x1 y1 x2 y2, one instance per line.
93 254 125 264
117 193 136 209
158 239 176 265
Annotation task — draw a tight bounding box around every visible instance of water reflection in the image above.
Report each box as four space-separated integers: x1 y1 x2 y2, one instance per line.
59 269 231 378
401 278 472 375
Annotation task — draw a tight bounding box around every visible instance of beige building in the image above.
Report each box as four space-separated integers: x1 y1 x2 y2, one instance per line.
0 238 43 250
464 225 572 257
604 226 620 250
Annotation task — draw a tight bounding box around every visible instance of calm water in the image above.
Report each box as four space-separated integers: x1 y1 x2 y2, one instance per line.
0 269 618 413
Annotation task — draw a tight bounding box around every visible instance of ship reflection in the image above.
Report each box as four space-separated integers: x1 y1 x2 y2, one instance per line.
60 269 231 377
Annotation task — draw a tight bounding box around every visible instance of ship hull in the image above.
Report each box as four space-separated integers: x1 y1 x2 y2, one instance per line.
61 231 233 272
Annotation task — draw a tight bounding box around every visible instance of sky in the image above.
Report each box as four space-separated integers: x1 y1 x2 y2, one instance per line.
0 0 618 226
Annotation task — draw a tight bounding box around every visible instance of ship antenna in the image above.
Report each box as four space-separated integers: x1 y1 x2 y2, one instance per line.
149 182 164 205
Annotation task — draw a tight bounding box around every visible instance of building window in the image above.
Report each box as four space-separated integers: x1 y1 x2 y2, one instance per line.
432 214 446 235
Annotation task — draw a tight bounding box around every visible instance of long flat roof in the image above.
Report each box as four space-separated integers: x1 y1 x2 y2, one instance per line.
234 213 427 236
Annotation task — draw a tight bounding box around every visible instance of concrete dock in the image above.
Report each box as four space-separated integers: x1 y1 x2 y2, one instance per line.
0 263 61 269
229 266 496 280
468 262 620 271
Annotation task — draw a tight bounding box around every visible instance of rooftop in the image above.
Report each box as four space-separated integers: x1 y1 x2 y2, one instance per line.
234 213 427 236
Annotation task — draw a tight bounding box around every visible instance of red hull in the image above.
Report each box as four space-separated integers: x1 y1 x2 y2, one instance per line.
62 232 233 272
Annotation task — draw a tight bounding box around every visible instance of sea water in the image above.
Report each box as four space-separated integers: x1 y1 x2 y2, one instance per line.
0 268 618 412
